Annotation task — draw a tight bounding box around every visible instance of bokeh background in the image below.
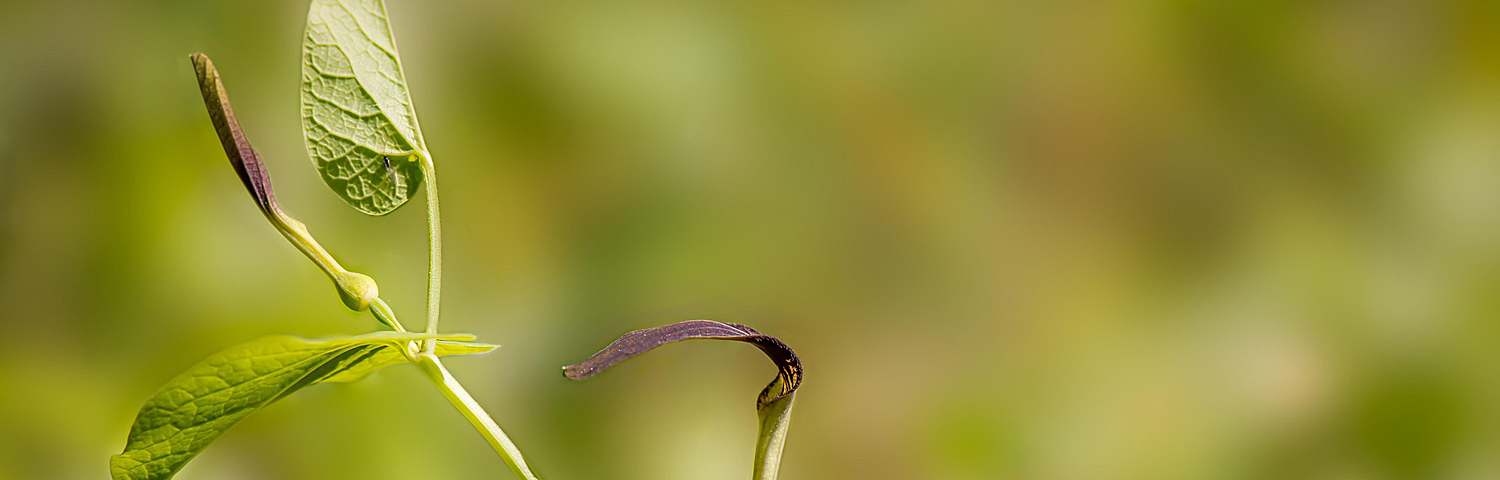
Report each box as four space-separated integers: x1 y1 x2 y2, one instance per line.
3 0 1500 479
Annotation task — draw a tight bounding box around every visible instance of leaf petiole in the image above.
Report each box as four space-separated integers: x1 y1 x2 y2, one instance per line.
419 155 443 355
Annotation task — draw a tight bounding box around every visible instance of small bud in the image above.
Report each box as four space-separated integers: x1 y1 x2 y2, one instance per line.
334 270 379 311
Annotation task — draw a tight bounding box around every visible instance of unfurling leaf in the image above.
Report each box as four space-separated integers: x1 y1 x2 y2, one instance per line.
110 332 495 480
563 320 803 479
301 0 428 215
190 53 277 216
564 320 801 409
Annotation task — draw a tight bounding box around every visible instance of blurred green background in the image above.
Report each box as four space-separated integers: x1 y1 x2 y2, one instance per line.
3 0 1500 479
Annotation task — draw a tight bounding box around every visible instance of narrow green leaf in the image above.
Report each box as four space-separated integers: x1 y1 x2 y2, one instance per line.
563 320 803 479
110 332 492 480
301 0 428 215
322 339 496 383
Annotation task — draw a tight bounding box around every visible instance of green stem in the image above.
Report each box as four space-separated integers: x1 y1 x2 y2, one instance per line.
369 298 408 333
754 393 796 480
268 210 342 281
368 297 424 363
265 208 385 322
420 155 443 354
413 353 540 480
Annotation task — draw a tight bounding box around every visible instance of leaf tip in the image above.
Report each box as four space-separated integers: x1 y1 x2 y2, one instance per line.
561 363 592 381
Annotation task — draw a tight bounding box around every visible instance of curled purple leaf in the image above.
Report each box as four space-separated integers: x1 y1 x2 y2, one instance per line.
564 319 802 410
190 53 276 214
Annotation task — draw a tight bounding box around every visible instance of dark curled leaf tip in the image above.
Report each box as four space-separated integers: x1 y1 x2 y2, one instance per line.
190 53 277 214
563 319 802 410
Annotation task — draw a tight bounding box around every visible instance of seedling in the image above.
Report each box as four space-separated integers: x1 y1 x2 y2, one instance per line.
110 1 801 479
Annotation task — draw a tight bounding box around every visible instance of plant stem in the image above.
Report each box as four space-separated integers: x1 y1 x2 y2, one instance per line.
369 297 428 363
413 353 540 480
754 393 796 480
420 155 443 354
269 212 338 276
369 298 408 332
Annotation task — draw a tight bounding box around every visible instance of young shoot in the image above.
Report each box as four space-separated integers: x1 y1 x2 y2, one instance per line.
112 2 802 479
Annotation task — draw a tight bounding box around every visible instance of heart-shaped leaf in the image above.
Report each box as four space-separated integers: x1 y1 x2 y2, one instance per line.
301 0 428 215
110 332 494 480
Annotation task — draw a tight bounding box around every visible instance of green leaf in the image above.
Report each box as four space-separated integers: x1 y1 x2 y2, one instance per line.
301 0 428 215
110 332 494 480
563 320 803 480
322 339 496 383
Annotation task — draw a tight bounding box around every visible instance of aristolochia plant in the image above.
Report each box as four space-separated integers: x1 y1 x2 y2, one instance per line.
109 1 801 479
